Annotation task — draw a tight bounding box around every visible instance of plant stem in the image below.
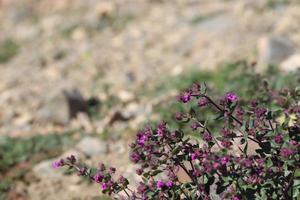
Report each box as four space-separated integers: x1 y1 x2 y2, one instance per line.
203 95 243 126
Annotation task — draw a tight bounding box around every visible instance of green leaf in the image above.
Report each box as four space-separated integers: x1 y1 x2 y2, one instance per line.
266 111 272 120
151 170 163 176
258 142 271 154
189 108 196 118
243 142 248 154
172 145 181 155
216 181 229 194
214 112 224 121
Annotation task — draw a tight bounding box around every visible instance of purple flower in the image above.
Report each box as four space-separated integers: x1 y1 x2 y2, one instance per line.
156 180 165 189
157 121 167 136
274 134 283 144
225 92 238 103
178 90 192 103
137 182 148 194
98 163 106 171
280 148 294 158
198 98 209 107
66 155 76 164
246 174 261 184
191 151 201 161
77 167 87 176
250 99 258 107
236 106 244 119
109 167 116 174
221 156 230 165
243 158 253 168
220 128 230 137
254 107 267 118
130 152 140 163
101 182 109 190
221 140 232 148
255 158 265 167
202 132 212 142
191 153 197 161
234 196 240 200
191 122 200 131
213 162 220 169
166 181 173 188
137 134 148 145
118 176 127 185
52 159 64 169
289 140 298 146
191 83 201 92
192 169 202 176
93 173 104 183
174 112 183 121
136 168 143 175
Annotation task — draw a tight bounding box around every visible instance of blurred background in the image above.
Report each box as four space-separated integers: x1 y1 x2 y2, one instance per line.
0 0 300 199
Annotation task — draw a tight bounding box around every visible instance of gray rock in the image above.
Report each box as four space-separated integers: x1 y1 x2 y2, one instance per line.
33 159 63 180
210 183 221 200
280 54 300 72
37 89 87 125
37 90 69 125
258 36 294 66
196 15 237 34
32 149 82 181
63 89 87 119
76 137 108 157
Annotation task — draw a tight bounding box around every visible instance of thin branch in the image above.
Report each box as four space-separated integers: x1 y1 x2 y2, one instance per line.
203 95 243 126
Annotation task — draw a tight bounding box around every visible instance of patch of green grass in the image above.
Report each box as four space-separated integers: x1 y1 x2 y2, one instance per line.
189 12 222 25
266 0 291 8
0 132 78 199
0 39 19 63
92 15 135 32
60 24 79 38
190 15 209 25
0 179 12 200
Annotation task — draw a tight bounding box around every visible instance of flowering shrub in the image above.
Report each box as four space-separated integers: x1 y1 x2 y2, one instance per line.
54 83 300 199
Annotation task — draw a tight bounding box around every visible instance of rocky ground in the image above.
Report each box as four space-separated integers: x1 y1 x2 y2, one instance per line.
0 0 300 199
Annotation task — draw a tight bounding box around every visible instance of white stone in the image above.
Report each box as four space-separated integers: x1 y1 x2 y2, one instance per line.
33 159 63 180
118 90 134 102
280 54 300 72
76 137 108 156
258 36 294 66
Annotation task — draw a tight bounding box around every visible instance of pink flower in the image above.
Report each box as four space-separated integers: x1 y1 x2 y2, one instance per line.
166 181 173 188
93 173 104 183
137 134 148 145
225 92 238 102
191 122 200 131
274 134 283 144
52 159 64 169
174 112 183 120
221 140 232 148
280 148 294 158
198 98 209 107
156 180 165 189
178 90 192 103
101 182 108 190
203 132 212 142
289 140 298 146
191 151 201 161
221 156 230 165
213 162 220 169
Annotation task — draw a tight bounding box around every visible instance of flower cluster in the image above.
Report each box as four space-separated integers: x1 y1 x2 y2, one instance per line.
54 83 300 199
53 156 130 197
